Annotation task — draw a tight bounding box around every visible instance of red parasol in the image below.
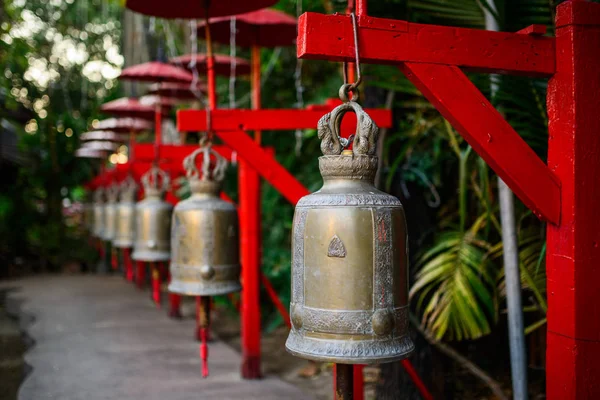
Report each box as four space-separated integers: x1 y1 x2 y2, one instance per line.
125 0 277 20
119 62 193 84
148 82 207 100
75 148 108 159
197 9 297 48
94 118 152 133
139 95 184 108
170 54 250 76
101 97 169 120
80 141 120 152
80 131 128 142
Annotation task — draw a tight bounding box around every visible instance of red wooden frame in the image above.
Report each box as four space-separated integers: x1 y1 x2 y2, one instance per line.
297 1 600 398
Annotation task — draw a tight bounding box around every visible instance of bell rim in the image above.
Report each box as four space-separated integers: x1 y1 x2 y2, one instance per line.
131 250 171 262
285 330 414 365
112 240 134 249
168 281 241 297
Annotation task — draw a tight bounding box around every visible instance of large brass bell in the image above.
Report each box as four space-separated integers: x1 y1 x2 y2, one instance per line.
169 146 240 296
286 98 414 364
92 188 105 239
131 167 173 262
113 176 137 249
102 184 120 242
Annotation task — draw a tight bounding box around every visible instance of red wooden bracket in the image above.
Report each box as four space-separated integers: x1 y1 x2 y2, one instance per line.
399 62 560 224
215 131 310 205
177 107 392 133
133 144 233 162
297 12 555 77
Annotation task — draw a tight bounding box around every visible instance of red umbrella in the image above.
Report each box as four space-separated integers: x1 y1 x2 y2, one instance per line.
139 95 183 108
94 118 152 133
119 62 193 84
125 0 277 20
169 54 250 76
101 97 169 120
148 82 207 100
75 148 109 159
197 9 297 48
80 141 120 152
80 131 128 142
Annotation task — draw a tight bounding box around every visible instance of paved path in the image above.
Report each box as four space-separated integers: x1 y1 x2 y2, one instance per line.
2 275 312 400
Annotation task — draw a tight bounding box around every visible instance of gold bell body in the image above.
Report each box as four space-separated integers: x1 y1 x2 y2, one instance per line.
131 168 172 262
113 178 137 249
169 147 240 296
102 185 119 242
286 100 414 364
92 188 105 239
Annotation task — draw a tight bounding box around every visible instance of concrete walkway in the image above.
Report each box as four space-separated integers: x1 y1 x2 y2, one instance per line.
2 275 312 400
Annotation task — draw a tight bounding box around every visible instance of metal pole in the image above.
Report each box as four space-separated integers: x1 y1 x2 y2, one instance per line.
482 2 528 399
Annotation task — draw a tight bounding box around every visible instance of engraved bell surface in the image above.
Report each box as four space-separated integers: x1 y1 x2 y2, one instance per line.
92 188 105 239
286 99 414 364
169 146 241 297
113 177 137 249
131 167 173 262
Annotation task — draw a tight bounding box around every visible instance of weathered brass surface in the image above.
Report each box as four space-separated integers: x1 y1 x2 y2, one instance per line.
169 146 241 296
286 100 414 364
102 184 120 241
113 177 137 249
83 203 94 232
92 188 105 239
131 167 173 262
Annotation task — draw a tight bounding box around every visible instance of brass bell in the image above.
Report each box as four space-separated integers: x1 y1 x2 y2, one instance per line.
113 176 137 249
131 167 173 262
92 188 105 239
83 199 95 233
102 184 120 242
169 146 240 296
286 99 414 364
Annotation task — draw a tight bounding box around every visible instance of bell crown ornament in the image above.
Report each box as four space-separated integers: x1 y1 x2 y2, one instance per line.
169 144 241 297
142 166 170 199
286 94 414 365
120 176 137 202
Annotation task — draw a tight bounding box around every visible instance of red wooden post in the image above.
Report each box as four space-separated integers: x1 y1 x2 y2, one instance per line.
546 1 600 398
239 158 262 378
239 44 264 380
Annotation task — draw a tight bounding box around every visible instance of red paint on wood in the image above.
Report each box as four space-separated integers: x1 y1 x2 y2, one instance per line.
177 107 392 132
516 25 547 36
239 158 262 379
401 359 434 400
133 144 233 162
354 365 364 400
399 62 561 224
297 12 555 76
260 272 291 328
215 131 310 205
546 2 600 398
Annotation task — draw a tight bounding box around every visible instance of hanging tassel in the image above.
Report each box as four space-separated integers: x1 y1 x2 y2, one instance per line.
136 261 146 290
167 268 182 319
111 249 118 271
151 263 161 307
198 296 210 378
125 249 134 282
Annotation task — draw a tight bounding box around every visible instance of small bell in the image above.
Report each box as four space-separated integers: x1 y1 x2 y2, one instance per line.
92 188 105 239
131 167 173 262
169 146 240 296
102 184 120 242
113 176 137 249
286 97 414 364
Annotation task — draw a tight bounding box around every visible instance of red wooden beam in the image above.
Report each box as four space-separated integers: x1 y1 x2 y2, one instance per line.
177 107 392 133
399 62 561 224
215 131 310 205
546 1 600 398
133 144 233 162
297 12 555 76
